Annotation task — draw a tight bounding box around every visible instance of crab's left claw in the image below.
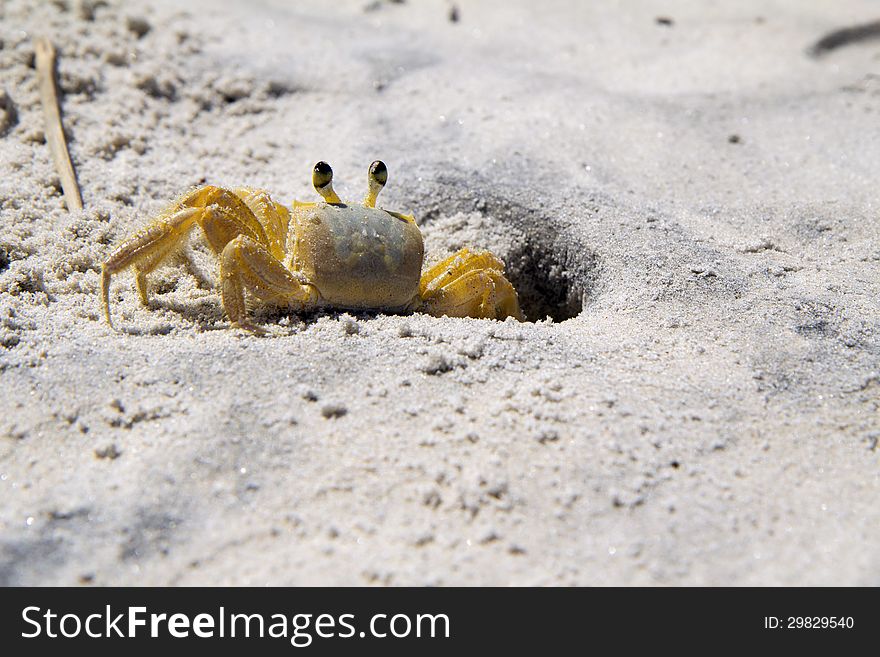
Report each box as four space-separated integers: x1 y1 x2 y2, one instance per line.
418 248 523 321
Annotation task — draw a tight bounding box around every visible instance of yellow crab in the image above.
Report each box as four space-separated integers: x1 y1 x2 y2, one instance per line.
101 161 522 331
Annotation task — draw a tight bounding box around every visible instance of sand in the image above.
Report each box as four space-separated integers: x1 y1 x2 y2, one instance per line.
0 0 878 585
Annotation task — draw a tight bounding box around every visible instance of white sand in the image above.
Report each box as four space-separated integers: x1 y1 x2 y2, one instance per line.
0 0 878 585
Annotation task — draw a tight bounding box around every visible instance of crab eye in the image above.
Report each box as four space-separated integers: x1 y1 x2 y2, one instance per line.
313 161 333 189
369 160 388 186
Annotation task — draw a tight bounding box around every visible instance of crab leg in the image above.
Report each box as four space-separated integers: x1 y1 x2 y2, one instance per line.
100 186 271 327
101 206 200 326
234 187 291 260
419 247 523 320
220 235 319 332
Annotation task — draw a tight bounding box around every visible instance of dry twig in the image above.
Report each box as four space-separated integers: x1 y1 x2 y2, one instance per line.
34 36 83 212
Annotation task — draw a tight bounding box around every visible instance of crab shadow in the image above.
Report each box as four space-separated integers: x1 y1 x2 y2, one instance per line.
113 296 228 335
136 295 382 337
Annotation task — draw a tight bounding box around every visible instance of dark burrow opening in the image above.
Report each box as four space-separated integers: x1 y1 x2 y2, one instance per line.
504 238 589 322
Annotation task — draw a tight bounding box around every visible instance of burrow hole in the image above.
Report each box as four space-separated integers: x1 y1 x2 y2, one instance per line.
504 240 588 322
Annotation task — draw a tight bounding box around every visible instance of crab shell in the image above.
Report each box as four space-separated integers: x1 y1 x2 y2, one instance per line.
290 202 424 311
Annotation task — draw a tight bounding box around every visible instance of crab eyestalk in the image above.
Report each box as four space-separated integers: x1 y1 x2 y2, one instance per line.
312 161 342 204
363 160 387 208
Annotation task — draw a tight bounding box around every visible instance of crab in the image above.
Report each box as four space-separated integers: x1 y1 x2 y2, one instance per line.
101 161 522 332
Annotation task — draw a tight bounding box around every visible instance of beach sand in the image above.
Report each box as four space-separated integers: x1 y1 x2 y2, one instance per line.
1 0 878 585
